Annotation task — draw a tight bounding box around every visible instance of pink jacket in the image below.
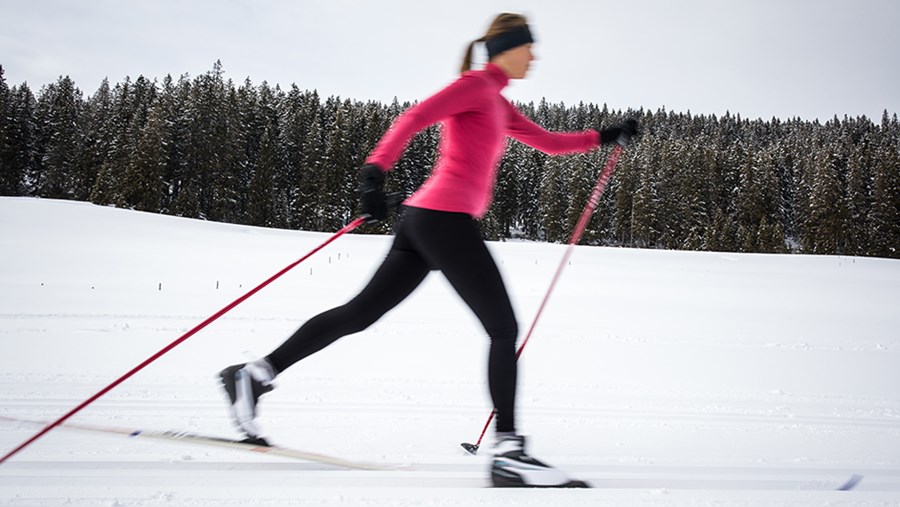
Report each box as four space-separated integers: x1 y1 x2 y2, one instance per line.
366 63 601 218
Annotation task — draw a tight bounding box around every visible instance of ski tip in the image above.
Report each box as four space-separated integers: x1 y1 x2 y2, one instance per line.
461 443 479 455
837 474 863 491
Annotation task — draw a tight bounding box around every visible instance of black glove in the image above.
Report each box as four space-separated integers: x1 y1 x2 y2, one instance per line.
598 118 639 146
359 164 388 223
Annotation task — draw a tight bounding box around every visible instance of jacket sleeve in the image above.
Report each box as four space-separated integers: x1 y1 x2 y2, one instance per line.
504 101 600 155
365 74 485 171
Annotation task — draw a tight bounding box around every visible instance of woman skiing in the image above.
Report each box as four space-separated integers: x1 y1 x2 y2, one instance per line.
220 12 637 488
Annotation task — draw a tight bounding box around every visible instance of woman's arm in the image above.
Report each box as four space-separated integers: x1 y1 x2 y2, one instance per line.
365 75 486 171
504 101 600 155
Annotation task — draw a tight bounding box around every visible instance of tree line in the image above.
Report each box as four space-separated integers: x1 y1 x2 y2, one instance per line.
1 62 898 259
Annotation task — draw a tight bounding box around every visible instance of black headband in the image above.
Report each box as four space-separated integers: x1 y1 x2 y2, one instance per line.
485 24 534 59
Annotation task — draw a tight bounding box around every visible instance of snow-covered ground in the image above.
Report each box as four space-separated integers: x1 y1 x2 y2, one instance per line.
1 196 898 506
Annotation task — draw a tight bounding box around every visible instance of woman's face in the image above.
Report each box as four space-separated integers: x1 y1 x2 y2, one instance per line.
494 43 535 80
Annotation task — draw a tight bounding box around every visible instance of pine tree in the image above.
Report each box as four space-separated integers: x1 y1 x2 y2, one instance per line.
805 143 847 254
90 77 133 207
656 132 691 249
157 74 192 215
280 87 320 228
673 140 711 250
845 130 874 256
207 72 241 222
869 112 900 258
169 78 201 218
538 156 568 243
175 62 230 220
758 215 788 253
234 78 264 224
703 207 738 252
734 146 781 252
120 75 159 205
34 76 84 199
509 102 543 240
77 79 114 202
319 98 355 231
216 81 250 223
612 150 636 246
776 122 803 245
247 121 280 227
0 68 36 197
294 107 324 230
123 88 167 212
0 65 12 195
630 161 659 248
4 83 38 196
563 153 594 242
489 141 524 240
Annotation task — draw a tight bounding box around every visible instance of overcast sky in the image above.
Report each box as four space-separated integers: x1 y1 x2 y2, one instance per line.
2 0 898 122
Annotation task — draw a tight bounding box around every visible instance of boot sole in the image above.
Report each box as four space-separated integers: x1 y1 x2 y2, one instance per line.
492 479 591 488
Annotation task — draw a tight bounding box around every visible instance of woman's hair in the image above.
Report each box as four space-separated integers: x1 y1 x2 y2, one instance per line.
460 13 529 74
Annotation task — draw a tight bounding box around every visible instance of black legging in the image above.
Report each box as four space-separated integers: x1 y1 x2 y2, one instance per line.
266 206 519 433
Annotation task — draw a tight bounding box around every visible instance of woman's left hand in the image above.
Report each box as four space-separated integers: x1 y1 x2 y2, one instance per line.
598 119 639 146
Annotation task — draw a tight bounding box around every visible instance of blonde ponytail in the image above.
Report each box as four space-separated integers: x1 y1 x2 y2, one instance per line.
460 38 486 74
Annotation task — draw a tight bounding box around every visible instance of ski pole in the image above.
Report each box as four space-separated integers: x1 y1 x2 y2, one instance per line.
0 215 368 465
461 144 624 455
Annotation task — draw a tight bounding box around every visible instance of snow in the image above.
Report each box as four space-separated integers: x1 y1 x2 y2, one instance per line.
1 196 898 506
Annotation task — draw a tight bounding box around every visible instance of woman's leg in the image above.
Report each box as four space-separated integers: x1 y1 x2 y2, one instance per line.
222 217 430 441
266 224 430 373
402 208 519 434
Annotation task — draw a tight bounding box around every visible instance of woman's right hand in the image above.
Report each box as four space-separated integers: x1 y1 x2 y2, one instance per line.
360 164 388 223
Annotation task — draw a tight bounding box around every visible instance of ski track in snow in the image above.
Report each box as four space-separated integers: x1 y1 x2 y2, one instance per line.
1 197 899 506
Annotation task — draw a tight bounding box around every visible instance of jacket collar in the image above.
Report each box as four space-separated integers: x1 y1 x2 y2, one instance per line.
483 62 510 90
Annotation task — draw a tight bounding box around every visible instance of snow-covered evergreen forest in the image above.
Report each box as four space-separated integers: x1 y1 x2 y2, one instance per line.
1 62 898 258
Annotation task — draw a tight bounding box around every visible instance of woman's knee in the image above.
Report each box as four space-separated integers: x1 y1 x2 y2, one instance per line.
486 318 518 345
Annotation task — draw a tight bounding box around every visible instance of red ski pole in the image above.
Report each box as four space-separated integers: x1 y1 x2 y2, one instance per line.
0 216 368 465
461 144 624 455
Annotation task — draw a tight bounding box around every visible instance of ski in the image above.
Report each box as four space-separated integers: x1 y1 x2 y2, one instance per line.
584 473 866 491
0 415 397 471
0 415 867 490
